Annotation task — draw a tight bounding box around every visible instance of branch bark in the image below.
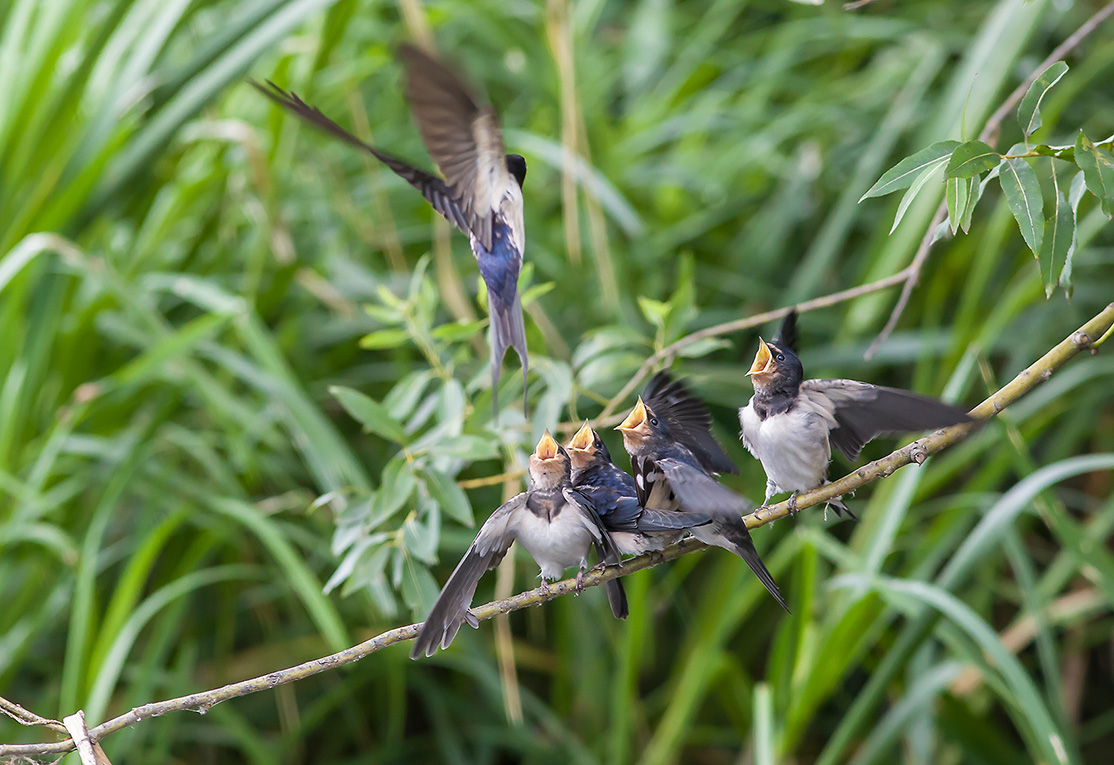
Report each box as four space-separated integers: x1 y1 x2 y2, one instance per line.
3 302 1110 760
865 0 1114 358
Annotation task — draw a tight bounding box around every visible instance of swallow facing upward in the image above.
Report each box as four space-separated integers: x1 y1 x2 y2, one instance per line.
566 422 713 556
411 431 625 659
252 44 530 418
615 372 789 611
739 310 972 518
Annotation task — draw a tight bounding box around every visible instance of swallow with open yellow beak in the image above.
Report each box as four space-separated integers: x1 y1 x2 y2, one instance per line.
412 430 626 658
566 422 713 555
615 372 788 612
740 310 972 518
252 44 530 420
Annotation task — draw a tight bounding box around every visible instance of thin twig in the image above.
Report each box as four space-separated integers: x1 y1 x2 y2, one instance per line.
3 302 1109 760
0 696 66 734
457 469 526 489
597 269 912 421
866 0 1114 358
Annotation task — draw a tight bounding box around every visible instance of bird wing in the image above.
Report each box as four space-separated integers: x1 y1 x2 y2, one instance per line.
655 457 751 518
638 507 714 531
398 44 510 253
250 80 471 233
564 488 628 620
643 371 737 475
411 492 524 659
587 486 643 531
800 379 972 461
564 488 622 564
772 310 799 353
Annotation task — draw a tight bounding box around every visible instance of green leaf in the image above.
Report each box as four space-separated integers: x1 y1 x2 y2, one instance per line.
1060 172 1087 298
363 303 402 325
329 386 407 444
1075 131 1114 218
1037 189 1073 298
375 458 417 520
521 280 556 306
400 561 440 618
384 370 435 422
675 337 730 359
422 468 474 526
637 296 670 329
359 327 411 350
859 140 958 201
1016 61 1068 136
889 163 940 234
999 158 1044 254
945 140 1001 179
861 578 1068 765
426 434 500 461
753 684 776 765
402 509 438 565
431 319 486 342
945 176 969 235
960 175 979 233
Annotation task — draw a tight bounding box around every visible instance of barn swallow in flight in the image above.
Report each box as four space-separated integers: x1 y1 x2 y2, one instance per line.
739 310 972 518
615 372 789 611
252 44 529 418
566 422 713 555
411 431 625 658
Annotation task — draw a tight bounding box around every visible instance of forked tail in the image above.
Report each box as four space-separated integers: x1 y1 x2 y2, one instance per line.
489 290 529 419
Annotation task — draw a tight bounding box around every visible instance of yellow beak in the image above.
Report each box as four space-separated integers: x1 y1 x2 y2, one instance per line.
568 421 594 451
748 338 773 377
534 429 560 461
616 398 648 432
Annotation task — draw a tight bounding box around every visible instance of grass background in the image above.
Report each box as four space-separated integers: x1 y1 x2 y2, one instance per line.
2 0 1113 762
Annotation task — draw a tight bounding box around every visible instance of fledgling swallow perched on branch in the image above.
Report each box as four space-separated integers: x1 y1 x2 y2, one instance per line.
615 372 789 612
251 44 530 419
739 310 972 518
566 422 713 555
411 431 625 659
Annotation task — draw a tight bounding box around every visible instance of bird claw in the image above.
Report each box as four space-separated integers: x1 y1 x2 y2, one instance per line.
539 580 552 597
575 569 586 593
787 492 800 517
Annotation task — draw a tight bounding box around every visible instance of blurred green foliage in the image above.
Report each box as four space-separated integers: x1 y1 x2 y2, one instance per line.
2 0 1113 762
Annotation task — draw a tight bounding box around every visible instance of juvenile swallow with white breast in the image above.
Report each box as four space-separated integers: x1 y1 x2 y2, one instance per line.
740 310 971 518
411 431 625 658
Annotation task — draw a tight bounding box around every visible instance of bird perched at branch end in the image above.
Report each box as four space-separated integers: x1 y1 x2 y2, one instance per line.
739 310 972 519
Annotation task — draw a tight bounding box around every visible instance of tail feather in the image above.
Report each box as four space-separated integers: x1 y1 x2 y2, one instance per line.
489 291 529 419
604 578 628 620
411 549 493 659
591 537 628 620
827 497 857 521
692 519 790 613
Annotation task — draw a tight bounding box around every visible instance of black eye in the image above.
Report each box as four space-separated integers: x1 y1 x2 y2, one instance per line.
649 416 659 427
775 353 785 361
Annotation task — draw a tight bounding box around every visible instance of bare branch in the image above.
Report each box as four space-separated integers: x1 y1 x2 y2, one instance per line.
866 0 1114 358
0 696 66 734
3 302 1109 760
596 269 913 422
